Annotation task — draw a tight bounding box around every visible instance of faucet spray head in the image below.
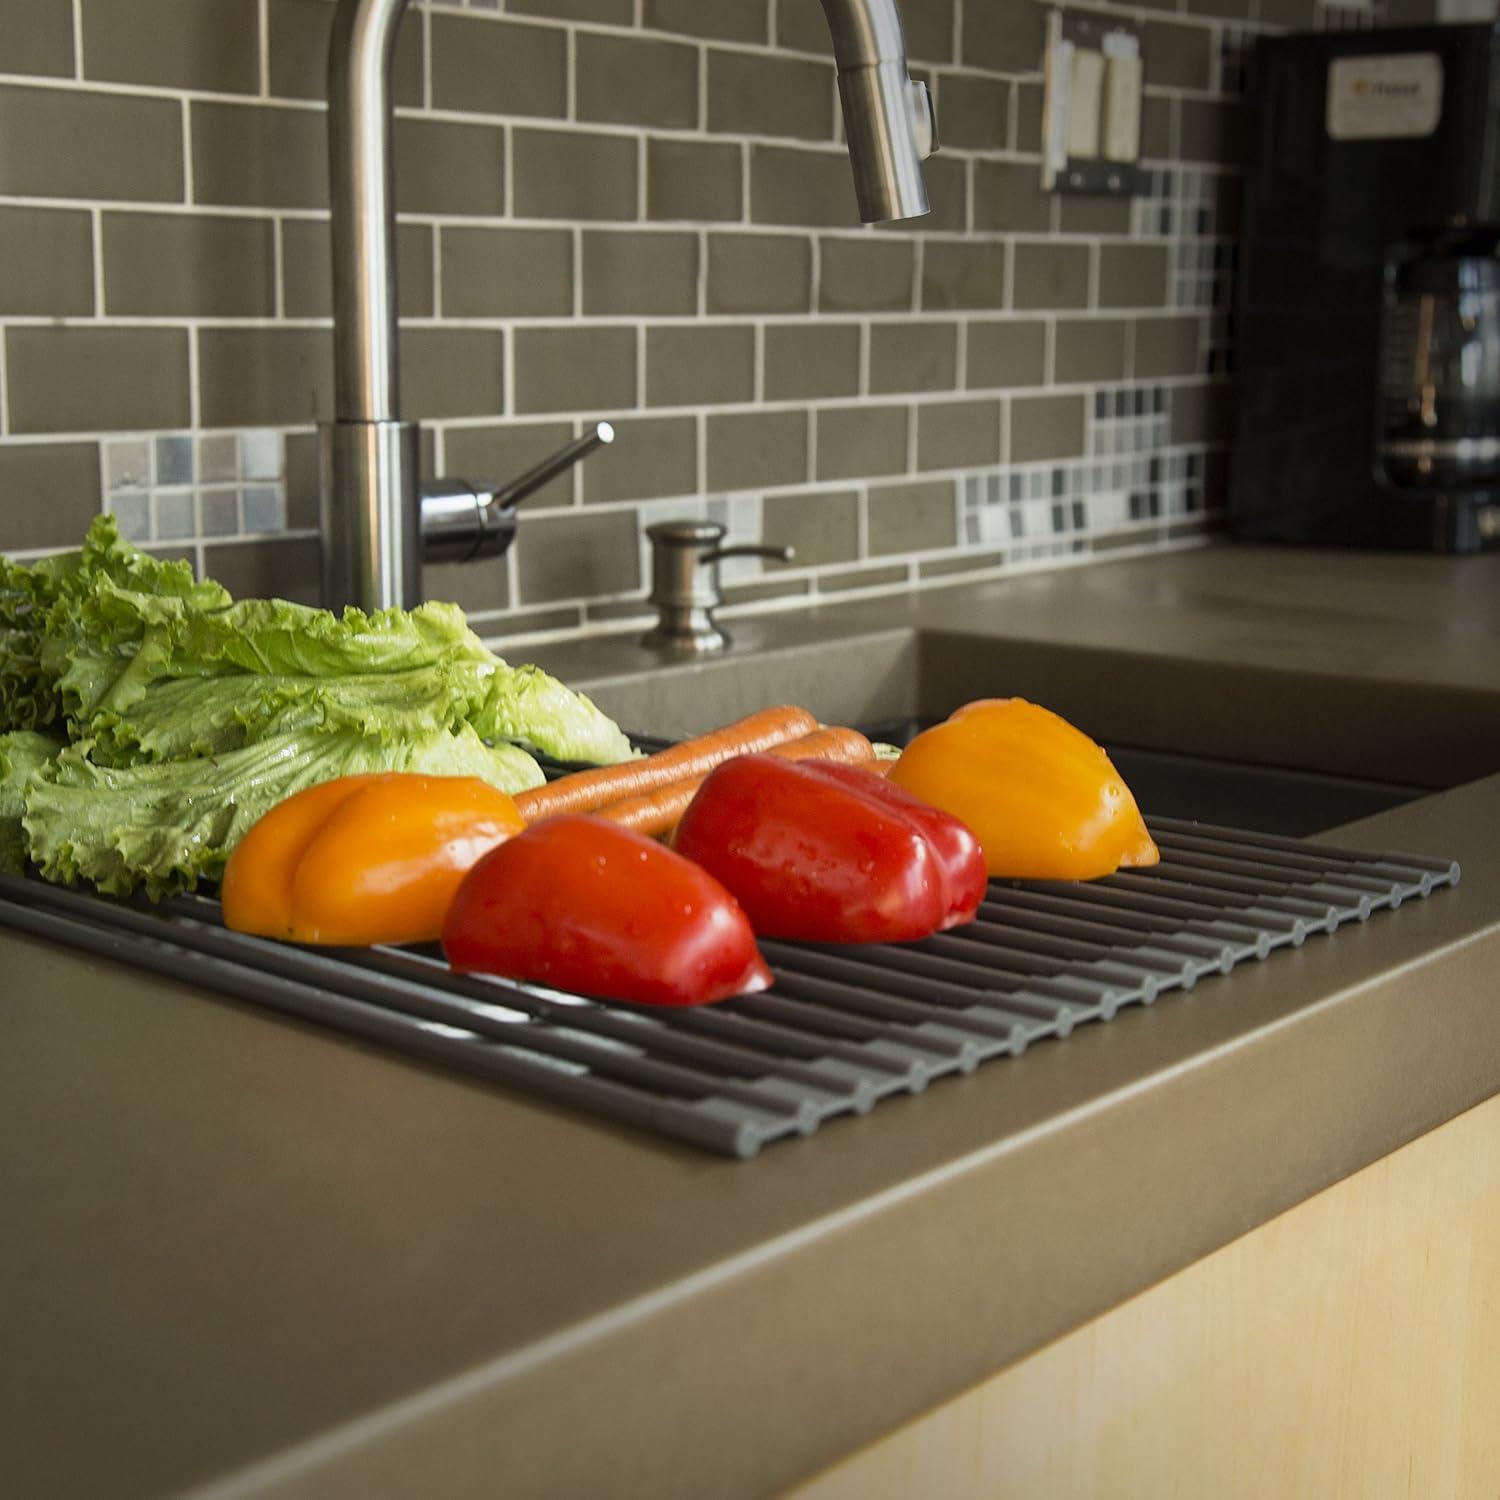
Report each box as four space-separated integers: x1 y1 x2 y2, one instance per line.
821 0 938 223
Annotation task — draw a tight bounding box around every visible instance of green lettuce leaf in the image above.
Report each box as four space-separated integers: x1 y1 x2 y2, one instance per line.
470 662 635 766
23 725 544 900
0 730 64 874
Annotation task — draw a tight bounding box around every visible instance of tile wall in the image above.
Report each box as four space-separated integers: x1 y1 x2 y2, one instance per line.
0 0 1394 641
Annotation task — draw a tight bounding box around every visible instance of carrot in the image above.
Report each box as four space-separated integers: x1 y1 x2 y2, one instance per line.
513 705 819 825
597 726 876 840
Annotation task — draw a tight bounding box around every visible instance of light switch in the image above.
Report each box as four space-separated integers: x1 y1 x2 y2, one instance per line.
1102 33 1142 164
1066 47 1105 159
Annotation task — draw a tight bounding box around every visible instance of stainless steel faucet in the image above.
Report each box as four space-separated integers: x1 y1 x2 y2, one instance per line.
321 0 938 614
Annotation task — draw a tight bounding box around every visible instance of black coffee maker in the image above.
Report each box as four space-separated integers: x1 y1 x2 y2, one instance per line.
1231 24 1500 552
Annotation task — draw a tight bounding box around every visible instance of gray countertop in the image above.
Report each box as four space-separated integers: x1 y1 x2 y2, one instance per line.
3 543 1498 1499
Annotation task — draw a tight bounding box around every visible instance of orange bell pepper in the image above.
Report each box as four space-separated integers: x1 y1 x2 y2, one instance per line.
221 772 523 946
886 699 1159 881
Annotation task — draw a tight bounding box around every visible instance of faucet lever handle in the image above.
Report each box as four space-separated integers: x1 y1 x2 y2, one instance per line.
484 421 614 513
702 543 796 566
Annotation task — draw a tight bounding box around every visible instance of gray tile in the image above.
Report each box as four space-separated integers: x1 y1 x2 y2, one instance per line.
819 236 913 312
192 101 327 210
240 429 280 481
513 129 639 222
721 576 811 607
962 0 1043 73
200 490 240 538
1146 20 1213 92
1258 0 1316 23
197 328 331 428
282 431 319 530
104 213 274 318
0 443 101 551
751 146 860 228
0 86 182 202
283 219 433 318
107 492 151 543
1013 82 1043 152
395 117 507 217
514 326 636 413
974 160 1049 232
104 438 151 491
422 553 512 616
0 206 92 316
199 435 238 484
1134 315 1202 378
1012 242 1090 310
761 489 858 568
578 32 698 130
0 0 73 77
8 329 190 434
920 548 1007 578
1143 95 1173 161
709 50 834 142
443 421 577 508
647 138 744 223
400 329 505 421
153 490 196 541
582 231 698 316
485 606 586 639
966 319 1046 388
1179 99 1247 166
775 0 835 53
1010 392 1086 463
893 0 956 64
82 0 257 93
645 0 767 43
870 322 959 394
921 240 1006 311
441 226 572 318
1170 381 1232 444
916 399 1001 470
707 410 808 492
815 405 907 481
510 0 632 20
582 415 697 502
1058 194 1132 234
819 562 908 593
936 73 1007 152
763 323 861 402
1055 319 1128 384
155 435 193 486
431 13 567 119
867 478 957 555
1098 244 1168 308
647 325 755 407
1184 0 1250 19
241 487 284 534
203 538 322 606
268 0 422 105
707 233 811 313
515 509 641 605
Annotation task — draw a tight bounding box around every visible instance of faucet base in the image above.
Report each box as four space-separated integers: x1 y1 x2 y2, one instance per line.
319 419 422 613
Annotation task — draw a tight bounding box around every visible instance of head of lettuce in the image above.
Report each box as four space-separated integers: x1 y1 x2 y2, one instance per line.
0 517 634 898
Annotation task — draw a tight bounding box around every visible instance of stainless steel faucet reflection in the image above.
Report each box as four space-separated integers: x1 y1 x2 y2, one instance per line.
321 0 938 613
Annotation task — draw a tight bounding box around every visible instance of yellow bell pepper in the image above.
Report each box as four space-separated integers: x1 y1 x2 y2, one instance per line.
221 772 524 946
886 699 1159 880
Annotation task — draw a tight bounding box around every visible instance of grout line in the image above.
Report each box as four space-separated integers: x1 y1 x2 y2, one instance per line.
90 208 106 316
565 27 576 122
752 321 765 403
70 0 84 79
257 0 271 98
187 325 201 430
422 2 433 112
272 217 285 319
430 222 442 317
695 410 706 495
180 99 194 205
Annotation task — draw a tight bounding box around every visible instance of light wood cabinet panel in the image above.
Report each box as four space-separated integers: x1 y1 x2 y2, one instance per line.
794 1091 1500 1500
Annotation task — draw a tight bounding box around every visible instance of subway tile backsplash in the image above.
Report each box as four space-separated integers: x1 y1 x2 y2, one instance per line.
0 0 1390 639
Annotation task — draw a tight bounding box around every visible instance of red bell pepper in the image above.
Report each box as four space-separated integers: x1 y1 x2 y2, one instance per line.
672 755 986 944
442 814 772 1007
